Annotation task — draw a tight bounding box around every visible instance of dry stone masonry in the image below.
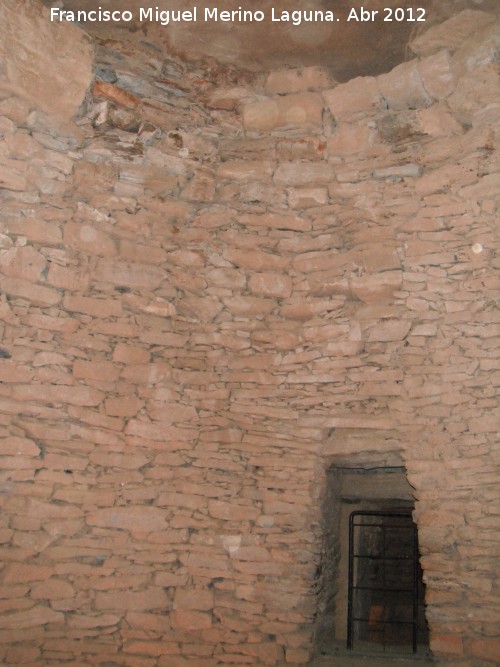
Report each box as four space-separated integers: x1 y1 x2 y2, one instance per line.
0 2 499 665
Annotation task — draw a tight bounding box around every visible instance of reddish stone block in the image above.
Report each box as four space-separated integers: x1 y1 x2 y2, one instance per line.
236 642 284 663
174 590 214 611
377 59 431 110
28 498 84 520
327 123 373 155
0 527 13 544
239 212 311 232
249 272 292 299
206 267 247 290
113 343 150 364
0 96 30 124
251 330 301 350
168 248 206 268
0 361 33 383
47 263 89 292
30 578 74 600
94 259 165 290
33 365 72 385
223 248 289 271
64 295 122 318
2 277 61 307
22 312 78 332
156 492 206 511
87 507 168 532
93 81 140 108
460 173 500 200
0 605 63 629
0 0 92 121
417 105 464 138
7 218 62 246
181 167 216 202
63 222 116 257
4 646 41 663
67 613 121 628
350 272 403 303
67 406 123 432
177 294 223 322
94 588 168 612
285 647 312 663
288 187 328 209
121 363 172 386
241 98 281 132
73 160 117 195
0 160 26 190
364 320 412 342
42 452 88 472
104 396 144 417
159 657 217 667
120 241 168 266
222 295 275 318
123 640 180 657
431 633 464 656
217 160 274 182
230 546 271 562
276 135 327 160
89 450 149 470
324 76 381 119
31 352 69 367
4 563 54 584
208 500 260 522
281 91 325 130
0 246 46 282
274 161 334 187
242 93 323 132
148 403 197 423
170 610 212 631
0 455 42 470
467 637 500 661
418 50 456 100
11 383 104 407
206 85 253 110
124 419 195 443
124 611 170 632
73 360 120 383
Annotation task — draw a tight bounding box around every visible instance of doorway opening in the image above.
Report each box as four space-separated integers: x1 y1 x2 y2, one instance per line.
315 466 430 659
348 509 423 654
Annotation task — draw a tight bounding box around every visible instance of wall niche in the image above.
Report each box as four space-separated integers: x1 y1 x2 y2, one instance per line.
315 462 431 660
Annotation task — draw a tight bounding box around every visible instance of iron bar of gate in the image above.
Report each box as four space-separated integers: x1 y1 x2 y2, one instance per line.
347 510 419 653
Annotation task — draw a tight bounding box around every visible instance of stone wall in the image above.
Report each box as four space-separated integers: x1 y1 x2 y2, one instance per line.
0 4 498 665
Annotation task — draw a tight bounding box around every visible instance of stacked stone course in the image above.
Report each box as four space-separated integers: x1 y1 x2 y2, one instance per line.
0 2 499 665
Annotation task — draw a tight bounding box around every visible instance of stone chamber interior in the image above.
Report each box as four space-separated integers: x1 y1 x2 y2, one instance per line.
0 1 499 666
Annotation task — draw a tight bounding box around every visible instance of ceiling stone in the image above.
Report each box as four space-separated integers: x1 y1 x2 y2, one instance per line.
54 0 499 81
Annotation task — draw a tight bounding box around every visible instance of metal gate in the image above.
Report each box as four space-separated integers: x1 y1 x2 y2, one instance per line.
347 510 419 653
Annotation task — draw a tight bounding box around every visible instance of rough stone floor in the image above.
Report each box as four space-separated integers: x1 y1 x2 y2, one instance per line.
311 656 435 667
310 645 435 667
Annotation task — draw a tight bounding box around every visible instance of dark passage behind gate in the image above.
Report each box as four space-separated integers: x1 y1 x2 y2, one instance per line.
347 510 423 654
